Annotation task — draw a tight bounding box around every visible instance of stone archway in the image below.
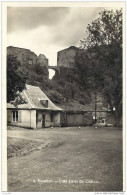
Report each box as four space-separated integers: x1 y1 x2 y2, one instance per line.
48 66 60 74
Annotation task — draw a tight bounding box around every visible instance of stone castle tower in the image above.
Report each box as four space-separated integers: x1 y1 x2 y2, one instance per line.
7 46 48 67
57 46 85 68
37 54 48 66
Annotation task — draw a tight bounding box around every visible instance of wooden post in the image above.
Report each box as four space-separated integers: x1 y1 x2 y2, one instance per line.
95 91 97 123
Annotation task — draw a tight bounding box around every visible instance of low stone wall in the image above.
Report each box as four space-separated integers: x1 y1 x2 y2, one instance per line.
60 111 121 127
60 111 93 127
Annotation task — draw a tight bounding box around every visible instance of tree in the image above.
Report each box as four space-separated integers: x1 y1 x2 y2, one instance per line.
7 54 27 102
80 9 122 49
48 91 64 104
79 9 122 126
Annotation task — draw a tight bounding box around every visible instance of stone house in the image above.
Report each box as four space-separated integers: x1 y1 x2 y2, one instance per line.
7 84 62 129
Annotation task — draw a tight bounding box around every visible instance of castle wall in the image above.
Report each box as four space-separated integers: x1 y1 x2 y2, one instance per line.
37 58 48 66
57 46 78 68
57 46 86 68
7 46 37 66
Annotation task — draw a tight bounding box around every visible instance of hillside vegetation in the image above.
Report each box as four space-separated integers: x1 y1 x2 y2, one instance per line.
24 62 106 111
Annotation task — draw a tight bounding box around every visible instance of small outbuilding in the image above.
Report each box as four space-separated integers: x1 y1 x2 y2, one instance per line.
7 84 62 129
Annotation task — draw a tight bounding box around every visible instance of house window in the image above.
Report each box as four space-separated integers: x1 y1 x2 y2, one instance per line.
13 111 18 122
99 117 103 120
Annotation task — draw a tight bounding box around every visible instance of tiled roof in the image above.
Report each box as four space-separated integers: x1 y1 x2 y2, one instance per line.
7 84 62 111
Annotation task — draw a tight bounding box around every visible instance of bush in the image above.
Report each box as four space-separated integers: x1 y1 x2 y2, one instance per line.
32 64 49 75
48 91 64 104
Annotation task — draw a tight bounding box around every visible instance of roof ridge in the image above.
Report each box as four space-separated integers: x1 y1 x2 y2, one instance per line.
26 84 40 88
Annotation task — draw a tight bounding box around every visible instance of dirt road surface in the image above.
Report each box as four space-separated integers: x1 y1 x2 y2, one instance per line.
7 126 123 192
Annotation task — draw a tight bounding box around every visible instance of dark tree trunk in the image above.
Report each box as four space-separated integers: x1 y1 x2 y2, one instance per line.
113 109 122 127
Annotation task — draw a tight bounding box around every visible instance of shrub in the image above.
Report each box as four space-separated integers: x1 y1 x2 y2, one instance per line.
48 91 64 104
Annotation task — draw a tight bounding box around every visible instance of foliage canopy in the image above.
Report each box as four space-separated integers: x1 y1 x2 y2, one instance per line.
79 9 122 125
7 54 27 102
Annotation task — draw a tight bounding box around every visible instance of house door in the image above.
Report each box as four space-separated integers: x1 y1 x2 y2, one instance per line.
42 115 45 128
36 112 38 126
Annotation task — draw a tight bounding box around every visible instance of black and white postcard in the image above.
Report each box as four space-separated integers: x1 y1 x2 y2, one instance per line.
1 1 126 193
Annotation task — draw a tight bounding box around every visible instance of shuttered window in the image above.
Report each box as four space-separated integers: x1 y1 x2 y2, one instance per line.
7 111 12 123
12 111 21 122
13 111 18 122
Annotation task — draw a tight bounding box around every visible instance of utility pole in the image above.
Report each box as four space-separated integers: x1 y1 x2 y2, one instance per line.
95 90 97 123
64 83 67 127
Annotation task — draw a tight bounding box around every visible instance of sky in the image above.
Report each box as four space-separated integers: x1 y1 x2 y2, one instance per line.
7 6 116 78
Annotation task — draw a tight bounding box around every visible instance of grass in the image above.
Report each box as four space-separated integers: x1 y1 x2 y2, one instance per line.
7 126 123 192
7 137 46 158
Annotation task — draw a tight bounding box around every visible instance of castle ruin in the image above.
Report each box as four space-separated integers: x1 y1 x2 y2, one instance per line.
7 46 48 67
57 46 86 68
7 45 86 77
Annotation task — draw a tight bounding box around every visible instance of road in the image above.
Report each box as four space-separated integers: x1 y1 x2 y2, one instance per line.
7 126 123 192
